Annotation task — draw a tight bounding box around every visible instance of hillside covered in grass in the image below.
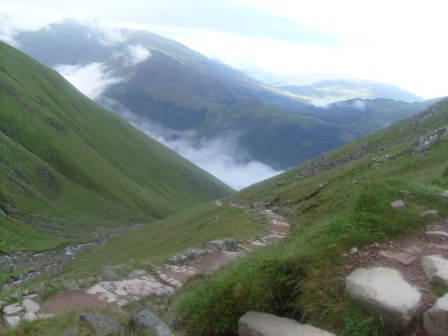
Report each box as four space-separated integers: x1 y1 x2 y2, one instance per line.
173 98 448 335
0 41 233 254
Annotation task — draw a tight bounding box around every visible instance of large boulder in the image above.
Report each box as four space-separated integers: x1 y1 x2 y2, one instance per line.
79 313 121 335
422 255 448 287
238 311 335 336
123 309 174 336
345 267 422 328
423 293 448 336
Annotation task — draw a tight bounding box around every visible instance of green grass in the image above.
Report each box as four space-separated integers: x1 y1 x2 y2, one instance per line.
61 201 265 278
0 41 233 253
173 98 448 335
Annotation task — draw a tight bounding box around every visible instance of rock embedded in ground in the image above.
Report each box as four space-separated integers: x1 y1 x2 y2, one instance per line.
203 239 238 252
4 315 21 328
390 200 405 212
379 250 416 266
78 313 121 336
426 231 448 240
3 303 24 316
238 311 335 336
99 266 127 281
22 298 41 314
123 309 174 336
421 210 439 217
421 255 448 287
345 267 422 328
423 293 448 336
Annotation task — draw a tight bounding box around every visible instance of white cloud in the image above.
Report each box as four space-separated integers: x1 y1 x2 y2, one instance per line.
352 100 366 112
99 98 283 190
124 44 151 66
54 63 121 100
310 100 334 108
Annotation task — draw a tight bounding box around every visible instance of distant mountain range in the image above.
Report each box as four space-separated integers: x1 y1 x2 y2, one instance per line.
12 20 442 176
279 79 423 103
0 41 232 252
241 70 424 103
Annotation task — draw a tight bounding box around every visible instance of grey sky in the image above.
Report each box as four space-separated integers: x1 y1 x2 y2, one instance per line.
1 0 447 98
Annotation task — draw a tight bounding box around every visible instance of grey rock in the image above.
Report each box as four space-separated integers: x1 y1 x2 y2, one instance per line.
3 303 24 316
423 293 448 336
411 134 439 155
379 250 416 266
129 269 147 279
390 200 405 212
124 309 174 336
422 255 448 287
79 313 121 336
4 315 21 328
204 239 238 252
345 267 422 328
35 282 47 295
22 298 41 314
238 311 335 336
59 329 77 336
24 312 37 321
25 294 42 303
0 299 7 309
421 210 439 217
440 190 448 198
426 231 448 240
99 266 127 281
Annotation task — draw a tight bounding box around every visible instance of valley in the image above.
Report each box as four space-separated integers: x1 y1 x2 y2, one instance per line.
1 19 448 336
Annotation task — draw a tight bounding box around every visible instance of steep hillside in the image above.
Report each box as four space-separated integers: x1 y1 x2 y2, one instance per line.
0 41 232 253
174 98 448 335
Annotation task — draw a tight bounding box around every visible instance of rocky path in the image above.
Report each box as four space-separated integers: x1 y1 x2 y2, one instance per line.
36 204 290 317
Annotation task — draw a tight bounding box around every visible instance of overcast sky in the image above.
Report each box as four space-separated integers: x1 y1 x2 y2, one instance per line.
1 0 447 99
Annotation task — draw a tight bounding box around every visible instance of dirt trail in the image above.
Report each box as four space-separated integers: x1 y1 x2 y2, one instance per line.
40 204 290 315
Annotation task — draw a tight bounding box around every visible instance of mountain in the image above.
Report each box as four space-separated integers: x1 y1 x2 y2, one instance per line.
13 20 435 176
280 79 424 103
242 70 424 103
10 21 360 172
0 41 232 253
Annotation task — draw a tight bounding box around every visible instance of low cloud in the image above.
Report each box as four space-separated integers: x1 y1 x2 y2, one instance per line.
352 99 366 112
54 63 121 100
310 99 334 108
99 98 283 190
124 44 151 66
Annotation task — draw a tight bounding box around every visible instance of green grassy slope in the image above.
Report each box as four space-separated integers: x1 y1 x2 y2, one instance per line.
0 41 233 253
174 99 448 335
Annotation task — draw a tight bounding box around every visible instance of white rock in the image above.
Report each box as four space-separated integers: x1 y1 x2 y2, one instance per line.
115 288 128 296
422 255 448 287
22 298 41 314
345 267 422 328
4 315 21 328
424 293 448 336
239 311 335 336
3 303 24 316
24 312 37 321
